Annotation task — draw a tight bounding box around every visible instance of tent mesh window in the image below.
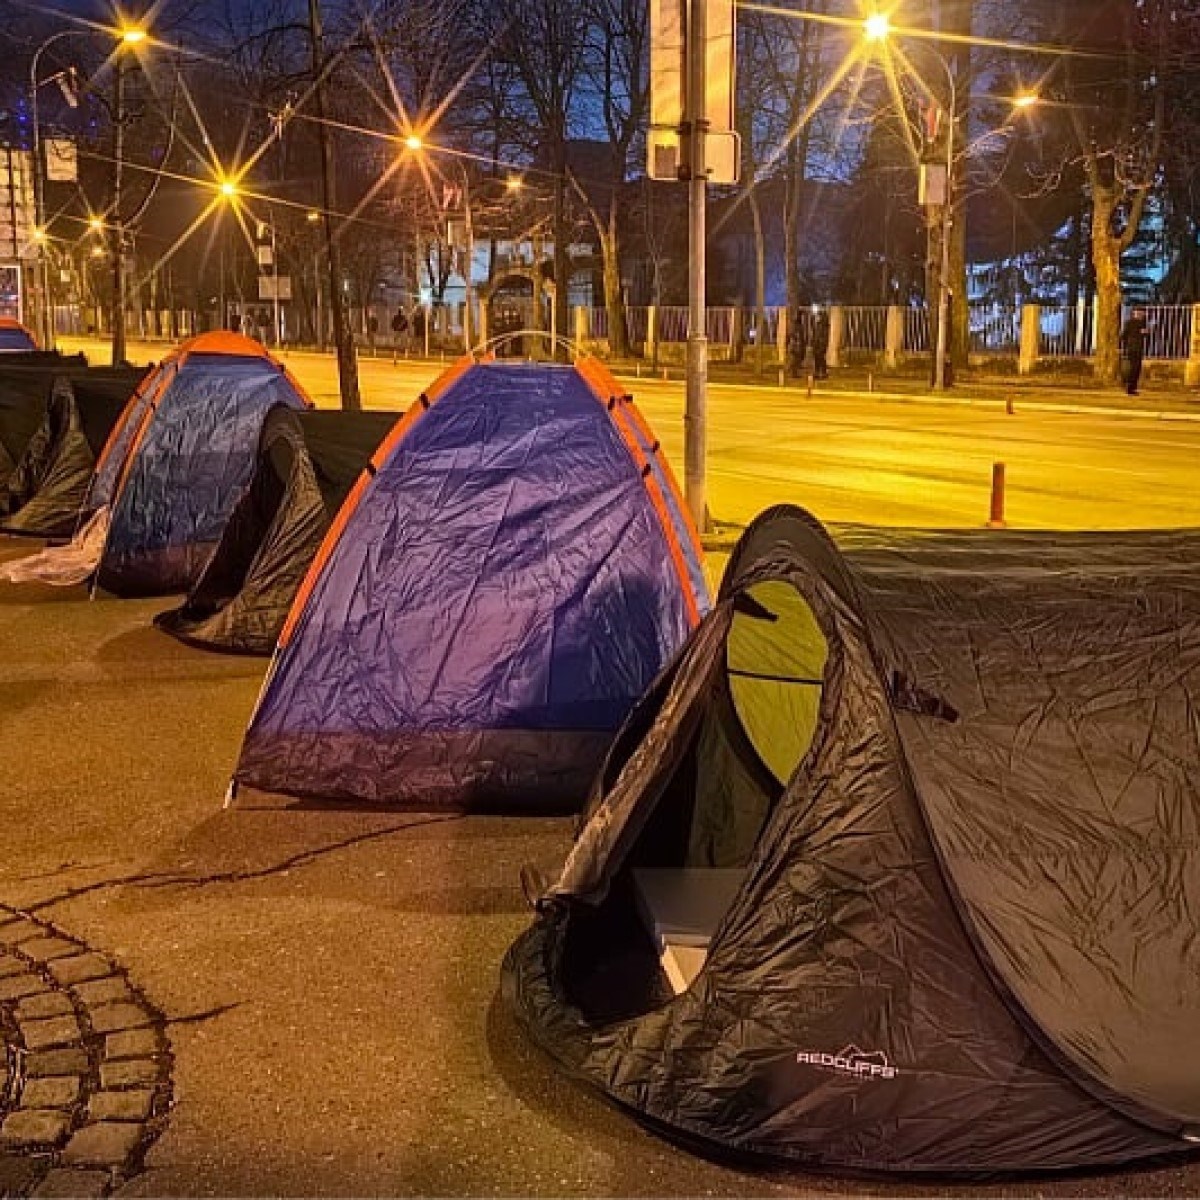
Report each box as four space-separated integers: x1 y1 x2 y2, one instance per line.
562 578 831 1024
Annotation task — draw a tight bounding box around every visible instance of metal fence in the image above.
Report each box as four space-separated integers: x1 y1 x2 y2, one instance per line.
969 305 1020 353
841 306 887 353
904 307 930 353
1142 305 1193 360
576 301 1197 364
1039 305 1093 358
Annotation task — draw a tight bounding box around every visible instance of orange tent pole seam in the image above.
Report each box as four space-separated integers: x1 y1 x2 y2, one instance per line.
575 357 702 627
276 367 468 648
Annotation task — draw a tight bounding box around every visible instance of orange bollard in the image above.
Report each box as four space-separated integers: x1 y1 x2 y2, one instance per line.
1006 396 1015 416
807 373 814 399
987 462 1007 528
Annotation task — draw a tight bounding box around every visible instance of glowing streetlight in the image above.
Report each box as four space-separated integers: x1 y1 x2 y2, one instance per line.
404 134 423 152
32 227 47 244
218 178 239 200
119 26 147 46
88 215 104 234
505 175 523 193
306 209 321 223
1013 91 1040 111
863 13 892 42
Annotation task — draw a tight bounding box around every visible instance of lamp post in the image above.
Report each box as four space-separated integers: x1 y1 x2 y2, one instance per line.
109 25 147 366
29 30 87 348
862 17 1037 392
306 208 323 348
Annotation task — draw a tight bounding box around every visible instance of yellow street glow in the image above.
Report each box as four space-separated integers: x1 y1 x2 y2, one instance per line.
120 27 147 45
88 216 103 232
404 134 423 152
1013 92 1040 109
32 227 46 242
506 175 523 192
219 179 239 199
306 209 321 223
863 13 891 41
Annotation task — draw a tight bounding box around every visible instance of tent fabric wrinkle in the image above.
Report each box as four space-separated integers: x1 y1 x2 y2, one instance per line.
1 368 146 537
0 334 310 597
154 407 395 654
234 359 707 813
503 504 1200 1174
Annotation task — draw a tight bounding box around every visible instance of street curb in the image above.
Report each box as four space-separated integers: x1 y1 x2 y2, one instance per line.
608 371 1200 425
56 339 1200 425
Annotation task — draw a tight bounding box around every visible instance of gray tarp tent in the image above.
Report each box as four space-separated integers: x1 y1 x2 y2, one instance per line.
504 505 1200 1175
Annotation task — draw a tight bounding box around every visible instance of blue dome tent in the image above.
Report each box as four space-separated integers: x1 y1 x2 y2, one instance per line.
89 331 312 596
232 355 708 813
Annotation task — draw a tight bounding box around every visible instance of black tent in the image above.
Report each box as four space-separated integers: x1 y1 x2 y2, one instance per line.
504 505 1200 1175
0 357 90 479
1 368 148 537
154 405 396 654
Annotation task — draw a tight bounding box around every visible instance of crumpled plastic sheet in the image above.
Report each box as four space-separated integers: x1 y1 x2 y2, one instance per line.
0 506 108 586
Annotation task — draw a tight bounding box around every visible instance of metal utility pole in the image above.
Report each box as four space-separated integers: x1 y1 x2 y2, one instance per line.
110 53 127 366
933 113 954 391
307 0 361 410
684 0 709 533
650 0 734 534
932 63 956 392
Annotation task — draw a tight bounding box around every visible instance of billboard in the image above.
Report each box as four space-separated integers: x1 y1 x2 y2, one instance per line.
0 147 36 260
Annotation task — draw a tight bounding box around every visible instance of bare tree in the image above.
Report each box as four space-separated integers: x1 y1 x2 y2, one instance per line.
500 0 587 360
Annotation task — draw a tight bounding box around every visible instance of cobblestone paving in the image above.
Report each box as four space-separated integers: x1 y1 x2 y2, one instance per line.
0 908 171 1198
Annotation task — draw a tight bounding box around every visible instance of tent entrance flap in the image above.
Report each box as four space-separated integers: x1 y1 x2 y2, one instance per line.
574 578 831 1010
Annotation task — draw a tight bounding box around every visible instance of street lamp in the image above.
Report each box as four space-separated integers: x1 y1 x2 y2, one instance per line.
863 13 892 42
864 21 1043 390
109 22 149 366
401 136 477 353
29 29 89 348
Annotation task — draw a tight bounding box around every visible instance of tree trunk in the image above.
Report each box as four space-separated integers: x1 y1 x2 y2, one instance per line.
601 200 629 358
309 0 361 410
749 187 767 375
784 141 803 319
1091 185 1123 385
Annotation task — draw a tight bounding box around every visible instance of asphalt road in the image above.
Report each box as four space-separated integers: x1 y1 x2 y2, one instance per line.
61 336 1200 531
0 338 1195 1195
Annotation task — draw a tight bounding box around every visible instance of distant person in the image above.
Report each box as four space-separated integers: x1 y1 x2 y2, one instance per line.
787 309 808 379
811 307 830 380
390 308 409 362
1120 308 1148 396
411 305 427 355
